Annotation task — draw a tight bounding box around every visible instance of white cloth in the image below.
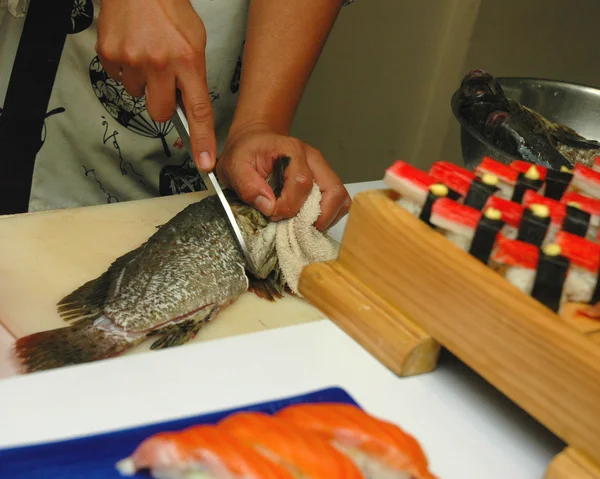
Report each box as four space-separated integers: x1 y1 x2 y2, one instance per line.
275 183 339 296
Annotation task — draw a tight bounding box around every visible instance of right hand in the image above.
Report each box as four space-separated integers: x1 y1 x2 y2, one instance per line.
95 0 216 172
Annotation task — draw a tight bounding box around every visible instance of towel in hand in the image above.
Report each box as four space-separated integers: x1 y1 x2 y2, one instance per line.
275 182 340 296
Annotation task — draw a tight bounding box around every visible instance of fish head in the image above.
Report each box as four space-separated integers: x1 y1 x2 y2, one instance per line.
226 155 291 279
460 69 507 105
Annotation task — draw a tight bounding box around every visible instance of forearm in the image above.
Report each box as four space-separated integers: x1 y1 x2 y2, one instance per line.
229 0 342 137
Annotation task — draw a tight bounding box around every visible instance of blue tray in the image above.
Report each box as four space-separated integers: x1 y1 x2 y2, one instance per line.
0 386 360 478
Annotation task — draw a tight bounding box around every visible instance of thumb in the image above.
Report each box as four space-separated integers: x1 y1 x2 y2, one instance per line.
221 161 277 216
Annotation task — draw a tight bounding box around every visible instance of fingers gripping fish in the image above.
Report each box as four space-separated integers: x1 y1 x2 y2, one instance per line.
14 157 292 373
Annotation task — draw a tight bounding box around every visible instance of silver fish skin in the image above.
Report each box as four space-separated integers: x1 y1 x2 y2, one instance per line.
14 157 290 373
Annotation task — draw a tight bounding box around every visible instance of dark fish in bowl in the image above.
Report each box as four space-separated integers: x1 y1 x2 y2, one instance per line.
483 110 571 170
458 69 600 168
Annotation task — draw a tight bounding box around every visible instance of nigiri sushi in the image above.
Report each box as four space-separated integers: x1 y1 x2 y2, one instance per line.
570 164 600 199
561 191 600 232
429 198 505 264
219 411 365 479
115 424 294 479
510 160 548 182
276 403 438 479
384 160 460 221
475 156 543 202
491 237 570 312
554 230 600 304
483 195 525 239
542 166 573 200
428 160 500 210
522 190 596 243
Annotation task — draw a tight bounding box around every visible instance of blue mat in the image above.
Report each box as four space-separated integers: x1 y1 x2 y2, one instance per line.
0 386 361 478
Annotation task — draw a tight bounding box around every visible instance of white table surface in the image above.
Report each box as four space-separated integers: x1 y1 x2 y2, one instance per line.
0 180 565 478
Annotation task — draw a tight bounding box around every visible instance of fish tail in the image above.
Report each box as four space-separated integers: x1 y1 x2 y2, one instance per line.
14 317 141 373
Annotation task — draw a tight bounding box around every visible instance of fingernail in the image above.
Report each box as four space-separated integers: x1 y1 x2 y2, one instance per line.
197 152 212 171
255 195 274 215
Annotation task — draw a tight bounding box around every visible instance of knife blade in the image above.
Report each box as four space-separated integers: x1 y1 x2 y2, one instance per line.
171 102 256 275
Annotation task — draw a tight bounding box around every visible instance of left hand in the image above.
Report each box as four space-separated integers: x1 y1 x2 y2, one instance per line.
217 124 351 231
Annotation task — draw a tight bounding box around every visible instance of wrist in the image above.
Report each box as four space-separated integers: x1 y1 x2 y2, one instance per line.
227 116 288 145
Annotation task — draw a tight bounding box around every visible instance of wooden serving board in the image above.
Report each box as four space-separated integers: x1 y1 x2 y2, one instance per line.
0 191 325 370
298 188 600 479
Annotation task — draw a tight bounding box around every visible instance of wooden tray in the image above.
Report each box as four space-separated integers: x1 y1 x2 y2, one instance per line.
298 188 600 479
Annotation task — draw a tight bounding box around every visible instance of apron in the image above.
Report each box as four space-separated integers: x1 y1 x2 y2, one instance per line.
0 0 249 212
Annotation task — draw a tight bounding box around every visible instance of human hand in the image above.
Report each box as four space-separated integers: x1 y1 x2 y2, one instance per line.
95 0 216 170
217 124 351 231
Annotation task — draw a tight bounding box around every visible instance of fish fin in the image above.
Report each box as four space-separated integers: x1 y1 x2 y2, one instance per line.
56 245 145 323
247 267 286 302
266 155 291 198
147 306 218 350
14 317 141 373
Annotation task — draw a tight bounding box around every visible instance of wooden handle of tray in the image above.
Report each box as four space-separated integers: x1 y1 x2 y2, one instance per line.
546 448 600 479
299 260 440 377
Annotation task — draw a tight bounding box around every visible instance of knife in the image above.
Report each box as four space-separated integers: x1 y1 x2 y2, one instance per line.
171 101 256 275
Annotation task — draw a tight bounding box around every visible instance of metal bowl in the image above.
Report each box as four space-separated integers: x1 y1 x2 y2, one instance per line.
450 77 600 171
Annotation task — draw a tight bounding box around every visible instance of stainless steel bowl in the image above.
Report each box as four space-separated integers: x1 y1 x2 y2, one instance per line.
450 77 600 171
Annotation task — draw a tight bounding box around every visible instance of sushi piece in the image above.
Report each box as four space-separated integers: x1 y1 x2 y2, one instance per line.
114 424 294 478
384 160 460 218
516 203 552 247
571 164 600 199
429 160 475 197
593 157 600 172
483 195 525 239
468 206 505 264
430 198 506 263
561 191 600 232
542 166 573 200
275 402 438 479
555 230 600 304
429 198 482 251
510 160 548 182
491 238 569 312
522 190 595 242
219 411 365 479
475 156 520 200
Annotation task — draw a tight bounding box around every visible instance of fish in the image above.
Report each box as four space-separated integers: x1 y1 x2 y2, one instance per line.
14 156 292 373
483 110 572 170
458 69 600 168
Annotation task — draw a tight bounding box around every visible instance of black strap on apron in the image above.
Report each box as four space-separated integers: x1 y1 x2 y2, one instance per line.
0 0 75 215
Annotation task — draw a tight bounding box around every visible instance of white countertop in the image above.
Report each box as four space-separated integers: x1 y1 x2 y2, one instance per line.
0 180 565 478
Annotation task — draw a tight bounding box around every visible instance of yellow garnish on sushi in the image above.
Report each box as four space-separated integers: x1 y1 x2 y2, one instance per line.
484 207 502 221
543 243 562 257
567 201 582 210
560 165 573 174
481 173 499 186
529 203 550 218
429 183 448 196
525 165 540 181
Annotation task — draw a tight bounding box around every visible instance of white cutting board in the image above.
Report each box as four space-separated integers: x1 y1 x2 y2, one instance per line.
0 191 325 365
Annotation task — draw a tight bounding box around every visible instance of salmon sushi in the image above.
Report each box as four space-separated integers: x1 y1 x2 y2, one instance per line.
385 160 460 222
276 403 438 479
491 237 570 312
219 411 365 479
115 424 294 479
